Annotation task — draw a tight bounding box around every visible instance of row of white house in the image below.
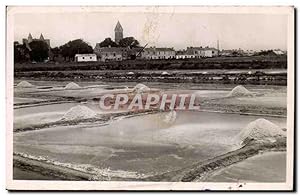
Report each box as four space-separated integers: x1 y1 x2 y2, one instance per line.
141 47 176 60
176 47 219 59
75 54 97 62
75 45 219 62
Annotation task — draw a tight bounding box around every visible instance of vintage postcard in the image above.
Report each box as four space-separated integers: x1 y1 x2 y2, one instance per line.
6 6 294 191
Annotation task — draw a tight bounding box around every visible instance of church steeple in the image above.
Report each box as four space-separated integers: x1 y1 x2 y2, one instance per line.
40 33 45 40
114 21 123 32
114 21 123 44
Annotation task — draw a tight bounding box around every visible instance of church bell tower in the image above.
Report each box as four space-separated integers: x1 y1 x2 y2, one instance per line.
114 21 123 44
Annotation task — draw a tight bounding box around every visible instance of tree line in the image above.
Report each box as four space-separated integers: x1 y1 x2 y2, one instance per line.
14 36 140 63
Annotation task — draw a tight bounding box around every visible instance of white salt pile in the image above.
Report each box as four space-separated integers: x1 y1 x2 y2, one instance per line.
163 110 177 124
61 105 97 121
65 82 81 89
237 118 286 145
161 71 169 75
227 85 252 97
133 83 150 94
17 81 34 88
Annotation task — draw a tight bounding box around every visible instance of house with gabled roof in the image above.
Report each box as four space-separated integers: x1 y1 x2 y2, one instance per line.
187 46 219 58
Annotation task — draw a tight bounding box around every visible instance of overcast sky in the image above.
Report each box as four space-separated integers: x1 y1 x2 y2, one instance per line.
13 7 288 50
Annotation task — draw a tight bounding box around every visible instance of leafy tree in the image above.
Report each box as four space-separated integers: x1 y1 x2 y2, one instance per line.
98 38 118 47
50 46 61 60
118 37 140 48
257 50 277 56
231 51 243 57
14 42 30 63
29 41 49 62
51 46 61 55
59 39 93 61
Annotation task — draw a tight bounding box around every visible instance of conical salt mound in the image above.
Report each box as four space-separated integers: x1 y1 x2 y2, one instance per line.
133 83 150 94
237 118 286 145
65 82 81 89
17 81 34 88
227 85 252 97
162 110 177 124
61 105 97 121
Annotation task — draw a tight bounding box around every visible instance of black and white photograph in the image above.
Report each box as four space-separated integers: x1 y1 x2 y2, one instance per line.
6 6 295 191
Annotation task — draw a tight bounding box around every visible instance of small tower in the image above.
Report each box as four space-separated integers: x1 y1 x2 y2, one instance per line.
40 33 45 40
28 33 33 43
114 21 123 44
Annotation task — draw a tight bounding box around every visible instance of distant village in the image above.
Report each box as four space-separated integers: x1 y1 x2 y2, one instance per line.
14 21 287 63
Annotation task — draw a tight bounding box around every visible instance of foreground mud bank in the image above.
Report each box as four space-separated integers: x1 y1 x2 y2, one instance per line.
13 155 90 181
205 151 286 182
181 139 286 182
144 138 286 182
13 137 286 182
